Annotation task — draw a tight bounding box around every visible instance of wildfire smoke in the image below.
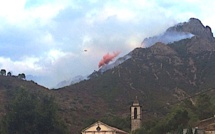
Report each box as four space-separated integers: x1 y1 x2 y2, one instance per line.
98 52 120 68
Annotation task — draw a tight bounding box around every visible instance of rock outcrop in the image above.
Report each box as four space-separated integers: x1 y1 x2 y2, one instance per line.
167 18 214 41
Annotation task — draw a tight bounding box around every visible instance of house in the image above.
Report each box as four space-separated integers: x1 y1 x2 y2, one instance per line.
195 116 215 134
81 121 129 134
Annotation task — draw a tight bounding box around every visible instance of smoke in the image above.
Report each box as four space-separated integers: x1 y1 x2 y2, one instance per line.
99 54 131 73
98 52 120 68
142 31 194 47
54 75 88 89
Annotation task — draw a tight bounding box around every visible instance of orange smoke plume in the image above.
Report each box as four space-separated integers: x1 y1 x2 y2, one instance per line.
98 52 120 68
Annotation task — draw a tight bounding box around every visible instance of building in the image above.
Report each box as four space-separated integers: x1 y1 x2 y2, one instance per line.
131 97 142 132
195 116 215 134
82 98 142 133
181 116 215 134
81 121 129 134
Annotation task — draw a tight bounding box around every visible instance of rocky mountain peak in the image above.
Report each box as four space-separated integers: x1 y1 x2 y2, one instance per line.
167 18 213 40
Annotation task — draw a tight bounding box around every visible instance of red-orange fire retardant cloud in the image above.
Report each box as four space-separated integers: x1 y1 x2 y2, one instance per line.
98 52 120 68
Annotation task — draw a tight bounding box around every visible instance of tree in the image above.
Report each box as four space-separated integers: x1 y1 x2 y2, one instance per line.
133 127 147 134
7 71 12 76
176 126 183 134
0 88 69 134
195 94 214 120
147 108 190 134
0 69 6 76
18 73 26 80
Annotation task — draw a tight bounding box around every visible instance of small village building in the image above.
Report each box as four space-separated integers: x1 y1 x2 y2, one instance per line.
82 98 142 134
81 121 129 134
195 116 215 134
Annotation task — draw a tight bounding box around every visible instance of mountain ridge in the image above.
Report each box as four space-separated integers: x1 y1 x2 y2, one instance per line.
56 18 215 133
1 18 215 134
167 18 214 40
56 18 215 88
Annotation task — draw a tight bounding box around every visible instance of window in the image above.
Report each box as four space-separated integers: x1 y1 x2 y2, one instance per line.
134 107 137 119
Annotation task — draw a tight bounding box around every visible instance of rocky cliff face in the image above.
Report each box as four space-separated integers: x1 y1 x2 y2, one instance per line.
167 18 214 40
142 18 214 48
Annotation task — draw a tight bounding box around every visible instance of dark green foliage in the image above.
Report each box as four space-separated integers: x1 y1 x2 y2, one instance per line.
186 126 193 134
141 119 158 133
181 99 198 125
163 108 188 133
176 126 183 134
132 127 147 134
101 115 130 132
0 88 69 134
18 73 26 80
166 109 189 131
7 71 12 76
195 94 215 120
82 118 97 129
138 106 190 134
0 69 6 76
134 93 215 134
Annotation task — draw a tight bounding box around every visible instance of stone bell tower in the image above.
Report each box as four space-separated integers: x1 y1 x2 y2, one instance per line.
131 97 142 132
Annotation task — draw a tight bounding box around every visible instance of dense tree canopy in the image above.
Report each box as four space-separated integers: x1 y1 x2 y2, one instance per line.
195 94 215 120
0 88 69 134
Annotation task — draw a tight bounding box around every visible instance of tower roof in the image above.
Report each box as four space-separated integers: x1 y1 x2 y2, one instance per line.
132 96 139 106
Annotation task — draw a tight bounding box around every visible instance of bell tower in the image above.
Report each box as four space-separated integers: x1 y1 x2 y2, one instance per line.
131 97 142 132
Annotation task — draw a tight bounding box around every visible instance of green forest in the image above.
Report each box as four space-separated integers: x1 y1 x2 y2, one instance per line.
0 88 69 134
133 93 215 134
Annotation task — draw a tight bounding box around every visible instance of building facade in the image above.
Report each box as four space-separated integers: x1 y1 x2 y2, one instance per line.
81 121 129 134
131 97 142 132
195 116 215 134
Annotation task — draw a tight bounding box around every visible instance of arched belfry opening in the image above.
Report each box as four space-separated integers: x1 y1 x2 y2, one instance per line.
134 108 137 119
131 97 142 132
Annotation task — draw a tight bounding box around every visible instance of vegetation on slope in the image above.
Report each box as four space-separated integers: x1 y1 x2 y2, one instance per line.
1 24 215 134
0 88 69 134
133 92 215 134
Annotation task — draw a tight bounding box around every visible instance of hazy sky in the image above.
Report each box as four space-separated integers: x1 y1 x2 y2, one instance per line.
0 0 214 88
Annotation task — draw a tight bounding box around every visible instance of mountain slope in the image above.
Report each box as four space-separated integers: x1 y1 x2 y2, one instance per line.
1 18 215 134
0 76 50 119
52 18 215 133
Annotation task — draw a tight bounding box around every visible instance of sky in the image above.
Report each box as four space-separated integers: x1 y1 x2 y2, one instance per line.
0 0 214 88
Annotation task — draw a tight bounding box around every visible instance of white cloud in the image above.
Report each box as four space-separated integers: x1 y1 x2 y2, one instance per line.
0 56 41 75
0 0 67 27
46 49 74 64
0 0 26 21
